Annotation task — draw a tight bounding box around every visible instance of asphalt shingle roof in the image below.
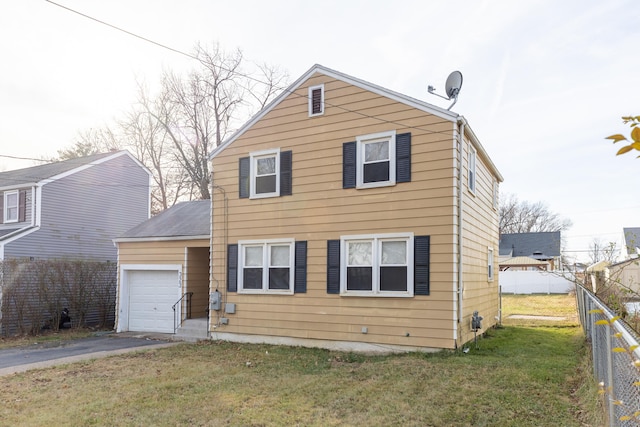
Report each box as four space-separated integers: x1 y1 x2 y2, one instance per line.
0 152 119 187
118 200 210 239
499 231 561 257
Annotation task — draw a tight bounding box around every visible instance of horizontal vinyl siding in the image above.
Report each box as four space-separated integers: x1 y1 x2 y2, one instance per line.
459 133 501 345
212 74 461 349
5 155 149 262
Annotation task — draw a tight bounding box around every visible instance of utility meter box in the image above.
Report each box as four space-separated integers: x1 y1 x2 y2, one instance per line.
471 311 483 331
210 291 221 311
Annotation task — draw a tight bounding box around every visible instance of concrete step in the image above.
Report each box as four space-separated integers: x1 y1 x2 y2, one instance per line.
174 318 209 342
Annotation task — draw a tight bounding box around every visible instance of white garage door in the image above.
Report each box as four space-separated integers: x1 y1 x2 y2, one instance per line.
128 270 180 333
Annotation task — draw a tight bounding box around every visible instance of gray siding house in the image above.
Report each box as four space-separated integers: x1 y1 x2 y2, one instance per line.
0 151 151 262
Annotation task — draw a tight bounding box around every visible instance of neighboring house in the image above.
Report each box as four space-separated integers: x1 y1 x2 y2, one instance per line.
622 227 640 260
114 200 210 334
208 64 503 352
499 232 562 271
0 151 151 334
499 256 549 271
0 151 151 262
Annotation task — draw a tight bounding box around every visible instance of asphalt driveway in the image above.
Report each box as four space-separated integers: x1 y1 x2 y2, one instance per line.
0 333 178 376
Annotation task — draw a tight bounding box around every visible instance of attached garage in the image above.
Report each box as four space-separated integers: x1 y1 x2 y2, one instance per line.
125 268 181 333
114 201 210 334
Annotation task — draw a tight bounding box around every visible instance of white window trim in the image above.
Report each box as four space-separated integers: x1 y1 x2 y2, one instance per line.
308 84 324 117
4 190 19 223
468 145 477 194
356 130 396 189
340 232 414 297
238 238 295 295
488 247 494 281
249 148 280 199
492 180 499 210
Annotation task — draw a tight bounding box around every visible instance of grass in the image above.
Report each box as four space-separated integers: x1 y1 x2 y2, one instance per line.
0 294 602 426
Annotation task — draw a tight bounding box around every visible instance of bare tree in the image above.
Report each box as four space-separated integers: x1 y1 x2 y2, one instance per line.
56 42 288 211
499 193 572 234
588 238 619 264
58 127 121 160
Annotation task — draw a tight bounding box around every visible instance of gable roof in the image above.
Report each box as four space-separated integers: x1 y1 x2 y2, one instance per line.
115 200 210 242
624 227 640 255
0 151 145 190
209 64 503 182
499 232 562 258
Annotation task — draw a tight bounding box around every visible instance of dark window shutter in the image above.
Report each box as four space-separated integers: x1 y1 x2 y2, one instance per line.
327 240 341 294
311 88 323 114
227 244 238 292
239 157 250 198
294 241 307 293
18 190 26 222
414 236 430 295
343 142 356 189
0 192 3 224
280 150 292 196
396 132 411 183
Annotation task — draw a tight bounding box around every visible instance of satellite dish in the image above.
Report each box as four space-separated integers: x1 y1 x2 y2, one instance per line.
427 70 464 110
445 71 463 99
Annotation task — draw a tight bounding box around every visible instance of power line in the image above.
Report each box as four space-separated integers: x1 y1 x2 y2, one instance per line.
44 0 460 140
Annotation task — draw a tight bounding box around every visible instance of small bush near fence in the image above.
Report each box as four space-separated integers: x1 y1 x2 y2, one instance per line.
0 259 116 336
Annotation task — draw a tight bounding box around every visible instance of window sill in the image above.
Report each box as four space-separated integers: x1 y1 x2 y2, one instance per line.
340 291 413 298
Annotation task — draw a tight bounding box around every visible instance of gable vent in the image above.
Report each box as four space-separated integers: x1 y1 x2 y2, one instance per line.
308 84 324 116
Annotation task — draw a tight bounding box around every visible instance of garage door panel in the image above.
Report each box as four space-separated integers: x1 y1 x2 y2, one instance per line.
128 269 180 333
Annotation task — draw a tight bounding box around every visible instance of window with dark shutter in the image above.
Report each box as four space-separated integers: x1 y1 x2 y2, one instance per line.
396 133 411 183
241 150 292 199
0 192 3 224
343 142 356 189
327 240 341 294
18 190 26 222
227 244 238 292
414 236 430 295
343 131 411 189
239 157 250 199
294 241 307 293
280 151 292 196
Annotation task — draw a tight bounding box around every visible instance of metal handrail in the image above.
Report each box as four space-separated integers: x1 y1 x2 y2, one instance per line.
172 292 193 333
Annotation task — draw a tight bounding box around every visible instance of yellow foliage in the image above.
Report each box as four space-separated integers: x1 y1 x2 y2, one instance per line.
613 347 627 353
589 309 604 314
595 319 610 325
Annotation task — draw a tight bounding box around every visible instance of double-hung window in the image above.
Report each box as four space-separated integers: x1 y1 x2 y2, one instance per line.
239 239 295 294
4 190 18 223
343 131 411 189
342 233 413 297
250 149 279 198
356 131 396 188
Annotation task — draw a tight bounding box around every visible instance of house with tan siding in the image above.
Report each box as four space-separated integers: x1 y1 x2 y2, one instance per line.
208 64 503 352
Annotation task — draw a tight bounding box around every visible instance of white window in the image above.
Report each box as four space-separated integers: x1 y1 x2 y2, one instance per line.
341 233 413 297
238 239 294 294
250 149 280 198
308 84 324 116
488 247 494 281
468 146 476 194
4 190 18 223
356 130 396 189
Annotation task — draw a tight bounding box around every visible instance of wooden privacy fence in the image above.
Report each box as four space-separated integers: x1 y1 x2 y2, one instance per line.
0 259 117 336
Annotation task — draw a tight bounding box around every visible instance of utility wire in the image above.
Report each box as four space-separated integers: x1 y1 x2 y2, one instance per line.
44 0 460 140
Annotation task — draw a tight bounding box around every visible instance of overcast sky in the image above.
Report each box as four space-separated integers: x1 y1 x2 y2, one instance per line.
1 0 639 262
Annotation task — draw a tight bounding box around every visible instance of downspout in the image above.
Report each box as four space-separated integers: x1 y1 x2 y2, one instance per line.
456 118 465 344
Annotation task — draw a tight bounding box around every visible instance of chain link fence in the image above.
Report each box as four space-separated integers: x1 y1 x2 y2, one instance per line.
576 284 640 426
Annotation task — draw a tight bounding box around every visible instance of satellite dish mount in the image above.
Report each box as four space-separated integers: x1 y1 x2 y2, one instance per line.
427 71 463 110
